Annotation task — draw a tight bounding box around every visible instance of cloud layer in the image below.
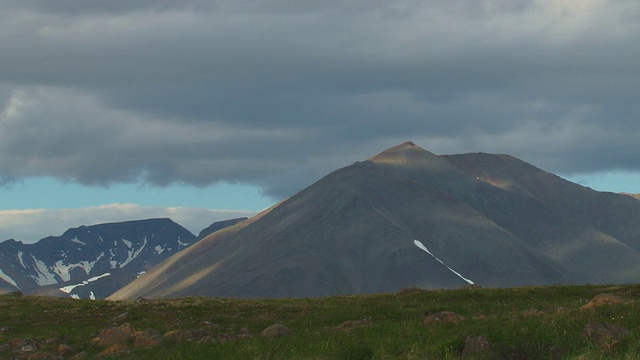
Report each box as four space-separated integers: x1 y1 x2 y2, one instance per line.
0 204 257 243
1 0 639 197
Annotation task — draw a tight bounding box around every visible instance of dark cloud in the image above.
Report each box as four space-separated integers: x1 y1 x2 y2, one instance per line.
1 0 640 198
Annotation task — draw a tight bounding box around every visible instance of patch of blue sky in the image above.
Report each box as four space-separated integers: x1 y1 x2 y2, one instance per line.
562 171 640 194
0 177 277 211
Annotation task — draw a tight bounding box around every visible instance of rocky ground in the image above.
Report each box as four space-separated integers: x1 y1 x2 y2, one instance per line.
1 285 639 359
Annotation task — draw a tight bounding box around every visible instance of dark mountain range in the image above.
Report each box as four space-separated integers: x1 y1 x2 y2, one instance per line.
110 142 640 300
0 218 244 299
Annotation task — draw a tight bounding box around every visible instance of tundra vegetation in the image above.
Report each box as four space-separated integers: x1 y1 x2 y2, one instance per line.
1 284 640 359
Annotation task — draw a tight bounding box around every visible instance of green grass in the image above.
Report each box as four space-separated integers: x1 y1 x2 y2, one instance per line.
1 284 640 359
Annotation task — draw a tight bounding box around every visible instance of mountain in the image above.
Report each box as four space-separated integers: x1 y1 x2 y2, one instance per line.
623 193 640 201
0 218 200 299
197 217 248 239
109 142 640 300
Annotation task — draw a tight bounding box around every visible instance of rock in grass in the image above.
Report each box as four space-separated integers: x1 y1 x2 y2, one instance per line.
23 351 58 359
57 344 75 357
69 351 89 360
584 322 629 347
98 343 128 356
462 335 491 355
580 293 631 310
91 327 133 347
163 329 213 342
21 344 38 352
0 326 15 334
134 329 163 348
8 338 36 349
118 323 136 336
114 312 129 320
260 324 290 338
423 311 465 325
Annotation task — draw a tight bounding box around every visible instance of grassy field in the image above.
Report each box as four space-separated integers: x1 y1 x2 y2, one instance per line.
1 284 640 359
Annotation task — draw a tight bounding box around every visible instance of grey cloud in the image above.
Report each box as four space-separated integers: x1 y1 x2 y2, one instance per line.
0 0 218 15
0 87 312 186
1 1 640 198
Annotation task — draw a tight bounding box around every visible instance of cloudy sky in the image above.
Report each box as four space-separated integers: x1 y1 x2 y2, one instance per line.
1 0 639 242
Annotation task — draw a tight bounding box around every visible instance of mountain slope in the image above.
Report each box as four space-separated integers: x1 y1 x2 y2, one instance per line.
623 193 640 201
442 152 640 282
197 217 248 239
110 142 640 300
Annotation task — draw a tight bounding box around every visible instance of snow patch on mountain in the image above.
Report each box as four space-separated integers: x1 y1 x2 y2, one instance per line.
120 237 147 268
17 251 26 268
154 245 164 255
70 237 86 246
52 260 74 282
60 272 111 294
79 252 104 275
51 252 105 281
122 239 132 248
31 255 58 286
413 239 474 285
0 269 18 288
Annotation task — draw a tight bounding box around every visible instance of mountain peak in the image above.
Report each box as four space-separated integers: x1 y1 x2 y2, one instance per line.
368 141 441 167
385 141 417 151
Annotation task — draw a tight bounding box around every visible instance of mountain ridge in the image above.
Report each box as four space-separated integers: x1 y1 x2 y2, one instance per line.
0 217 245 298
110 142 640 300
